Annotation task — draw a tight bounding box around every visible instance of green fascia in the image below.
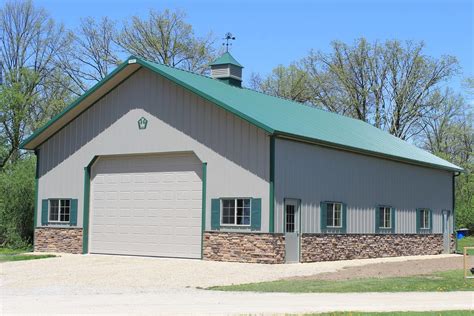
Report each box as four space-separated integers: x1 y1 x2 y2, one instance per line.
274 132 463 173
33 149 39 247
269 136 275 233
21 56 274 150
137 59 274 135
201 162 207 259
82 155 98 254
209 52 243 67
20 57 137 149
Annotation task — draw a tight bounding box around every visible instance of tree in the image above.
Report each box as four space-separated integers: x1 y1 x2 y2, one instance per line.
116 9 216 74
58 17 121 94
255 39 460 141
0 156 35 248
249 63 311 103
0 0 73 168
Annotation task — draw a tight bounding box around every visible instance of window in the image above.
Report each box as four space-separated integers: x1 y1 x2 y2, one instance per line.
49 199 71 223
326 202 342 228
286 204 295 233
379 207 391 229
221 198 251 226
420 208 430 229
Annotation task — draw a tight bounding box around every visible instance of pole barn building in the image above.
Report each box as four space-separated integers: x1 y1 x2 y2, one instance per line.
21 53 462 263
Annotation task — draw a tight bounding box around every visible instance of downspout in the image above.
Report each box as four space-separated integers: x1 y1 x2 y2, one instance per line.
453 171 460 253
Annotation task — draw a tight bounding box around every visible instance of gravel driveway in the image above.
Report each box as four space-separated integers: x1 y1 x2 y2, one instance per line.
2 253 458 294
2 253 472 314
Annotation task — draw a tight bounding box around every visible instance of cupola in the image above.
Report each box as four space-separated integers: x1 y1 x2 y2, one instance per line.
210 52 243 87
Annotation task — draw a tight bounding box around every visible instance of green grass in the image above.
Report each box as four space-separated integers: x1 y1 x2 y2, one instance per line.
457 236 474 255
0 248 56 262
209 270 474 293
304 312 473 316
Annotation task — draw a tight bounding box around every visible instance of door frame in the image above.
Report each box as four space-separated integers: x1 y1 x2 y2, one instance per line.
442 209 451 254
284 198 301 263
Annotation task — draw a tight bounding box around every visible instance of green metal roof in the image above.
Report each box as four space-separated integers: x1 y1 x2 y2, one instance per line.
21 56 462 172
209 52 243 67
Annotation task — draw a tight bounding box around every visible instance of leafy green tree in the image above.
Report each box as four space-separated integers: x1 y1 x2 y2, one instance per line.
249 63 311 103
0 156 35 248
116 9 216 74
0 0 74 168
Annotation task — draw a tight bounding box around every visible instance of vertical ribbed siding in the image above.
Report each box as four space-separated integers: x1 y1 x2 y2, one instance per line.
274 138 452 234
37 68 270 230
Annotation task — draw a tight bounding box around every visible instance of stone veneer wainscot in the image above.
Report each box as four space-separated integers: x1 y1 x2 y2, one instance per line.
203 231 285 264
34 227 83 254
300 233 451 263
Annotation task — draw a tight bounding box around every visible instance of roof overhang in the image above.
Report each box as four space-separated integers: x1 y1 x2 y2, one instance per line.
21 58 141 150
21 56 463 174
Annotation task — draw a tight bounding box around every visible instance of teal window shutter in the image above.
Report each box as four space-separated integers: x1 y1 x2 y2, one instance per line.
41 199 49 225
320 202 327 231
211 199 220 230
341 203 347 233
416 208 421 233
429 209 433 233
250 198 261 231
391 208 396 234
70 199 78 226
375 206 381 233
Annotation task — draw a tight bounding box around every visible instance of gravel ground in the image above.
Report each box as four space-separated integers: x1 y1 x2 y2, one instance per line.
1 253 459 295
2 253 471 315
292 256 466 281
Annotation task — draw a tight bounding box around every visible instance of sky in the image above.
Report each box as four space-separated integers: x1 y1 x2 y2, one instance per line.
35 0 473 99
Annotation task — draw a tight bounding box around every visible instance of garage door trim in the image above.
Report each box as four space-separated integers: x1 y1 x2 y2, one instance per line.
82 152 206 257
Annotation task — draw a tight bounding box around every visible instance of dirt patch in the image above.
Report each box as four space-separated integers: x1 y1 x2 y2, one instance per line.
290 256 466 281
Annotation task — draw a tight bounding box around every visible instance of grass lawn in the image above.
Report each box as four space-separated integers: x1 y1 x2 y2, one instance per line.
209 270 474 293
0 248 56 262
457 236 474 255
306 312 473 316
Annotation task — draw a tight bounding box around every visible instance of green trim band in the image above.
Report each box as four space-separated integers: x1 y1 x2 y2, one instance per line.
20 59 137 149
269 136 275 233
82 156 98 254
33 149 39 247
201 162 207 259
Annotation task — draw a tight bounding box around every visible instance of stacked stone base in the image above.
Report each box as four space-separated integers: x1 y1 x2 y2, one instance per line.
203 231 285 263
301 233 447 262
34 227 83 254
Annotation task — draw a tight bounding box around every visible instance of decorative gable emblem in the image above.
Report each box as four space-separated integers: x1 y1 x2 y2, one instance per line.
138 117 148 130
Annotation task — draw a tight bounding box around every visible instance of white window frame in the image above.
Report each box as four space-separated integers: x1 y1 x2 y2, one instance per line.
49 199 71 224
327 202 343 228
379 206 392 229
220 198 251 227
420 208 430 229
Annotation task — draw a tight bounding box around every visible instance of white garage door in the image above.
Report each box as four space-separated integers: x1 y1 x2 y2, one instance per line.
89 154 202 258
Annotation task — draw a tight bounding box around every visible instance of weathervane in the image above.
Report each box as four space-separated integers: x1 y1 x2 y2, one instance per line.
222 32 236 52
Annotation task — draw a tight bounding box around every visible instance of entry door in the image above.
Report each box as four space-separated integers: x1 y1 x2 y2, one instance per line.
442 210 451 254
285 199 300 263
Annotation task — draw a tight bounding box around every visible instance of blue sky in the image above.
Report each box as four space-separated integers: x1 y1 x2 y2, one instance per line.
37 0 473 98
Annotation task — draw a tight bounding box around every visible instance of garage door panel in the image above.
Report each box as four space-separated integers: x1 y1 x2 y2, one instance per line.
90 154 202 258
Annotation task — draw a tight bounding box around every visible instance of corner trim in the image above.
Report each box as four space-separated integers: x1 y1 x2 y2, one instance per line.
82 156 99 254
201 162 207 259
33 149 40 247
269 136 275 233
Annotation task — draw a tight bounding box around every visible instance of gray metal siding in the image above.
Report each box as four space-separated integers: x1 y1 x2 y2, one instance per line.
37 67 270 231
274 138 452 234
